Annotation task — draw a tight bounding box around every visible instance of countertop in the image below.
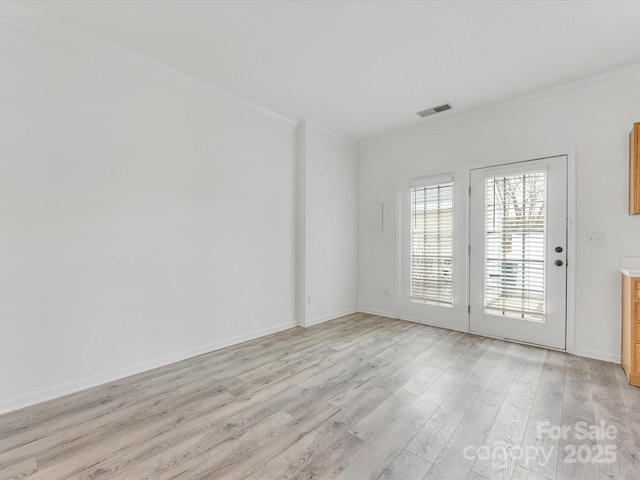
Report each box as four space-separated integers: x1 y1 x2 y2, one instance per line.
621 257 640 277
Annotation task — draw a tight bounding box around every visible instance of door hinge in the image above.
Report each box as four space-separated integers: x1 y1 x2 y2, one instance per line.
469 186 471 196
468 245 471 255
468 305 471 314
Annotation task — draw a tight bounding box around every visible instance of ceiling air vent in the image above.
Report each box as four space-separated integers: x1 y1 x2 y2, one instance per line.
416 103 453 118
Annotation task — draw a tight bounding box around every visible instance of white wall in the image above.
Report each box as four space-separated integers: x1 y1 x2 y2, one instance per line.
358 76 640 362
0 19 297 413
297 121 358 326
8 1 636 416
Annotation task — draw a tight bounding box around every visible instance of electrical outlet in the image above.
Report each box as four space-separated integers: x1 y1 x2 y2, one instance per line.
306 294 312 304
586 232 604 246
384 289 389 298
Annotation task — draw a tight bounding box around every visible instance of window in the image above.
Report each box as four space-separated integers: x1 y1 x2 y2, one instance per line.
483 171 546 321
410 181 454 306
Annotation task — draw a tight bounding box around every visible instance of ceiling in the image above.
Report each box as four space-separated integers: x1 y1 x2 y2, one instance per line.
20 0 640 141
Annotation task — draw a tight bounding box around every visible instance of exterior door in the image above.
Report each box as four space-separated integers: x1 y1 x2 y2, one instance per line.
469 156 567 349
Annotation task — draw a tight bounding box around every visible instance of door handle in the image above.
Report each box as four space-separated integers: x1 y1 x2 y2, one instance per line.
554 260 564 267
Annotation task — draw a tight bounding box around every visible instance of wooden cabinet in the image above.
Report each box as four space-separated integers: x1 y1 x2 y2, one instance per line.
622 273 640 386
630 122 640 215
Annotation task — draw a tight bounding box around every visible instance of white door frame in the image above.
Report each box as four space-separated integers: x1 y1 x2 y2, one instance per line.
469 156 567 349
464 147 576 353
393 147 575 353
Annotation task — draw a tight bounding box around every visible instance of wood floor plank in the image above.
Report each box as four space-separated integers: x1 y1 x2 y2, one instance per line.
380 450 431 480
562 355 595 422
0 455 37 480
335 415 426 480
26 392 237 479
512 465 552 480
291 431 364 480
126 409 299 480
350 335 490 445
471 346 546 480
407 342 525 465
422 398 501 480
0 314 638 480
590 360 640 480
516 349 567 480
556 354 599 480
257 387 390 479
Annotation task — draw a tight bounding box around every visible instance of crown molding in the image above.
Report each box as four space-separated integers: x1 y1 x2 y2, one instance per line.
303 120 358 149
361 62 640 148
0 1 297 132
9 1 637 147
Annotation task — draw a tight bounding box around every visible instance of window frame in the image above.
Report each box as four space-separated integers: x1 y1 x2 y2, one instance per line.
408 175 455 308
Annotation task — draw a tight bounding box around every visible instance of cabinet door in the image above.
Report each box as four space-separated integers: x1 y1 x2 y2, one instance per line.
630 123 640 215
635 279 640 376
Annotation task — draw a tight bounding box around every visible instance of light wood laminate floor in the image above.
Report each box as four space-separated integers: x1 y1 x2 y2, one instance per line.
2 313 640 480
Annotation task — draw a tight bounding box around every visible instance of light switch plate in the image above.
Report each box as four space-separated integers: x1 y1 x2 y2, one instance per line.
586 232 604 246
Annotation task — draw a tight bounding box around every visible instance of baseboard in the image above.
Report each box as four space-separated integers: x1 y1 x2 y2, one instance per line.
398 315 621 362
572 346 621 364
5 316 617 415
357 307 397 319
304 308 358 327
0 320 296 415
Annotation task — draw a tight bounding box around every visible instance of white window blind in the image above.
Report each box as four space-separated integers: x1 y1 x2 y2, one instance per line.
484 171 546 321
410 182 453 306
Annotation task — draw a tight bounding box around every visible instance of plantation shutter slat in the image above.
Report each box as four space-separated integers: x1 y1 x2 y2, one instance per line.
410 182 454 306
484 171 546 321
